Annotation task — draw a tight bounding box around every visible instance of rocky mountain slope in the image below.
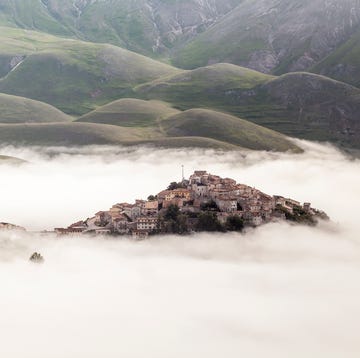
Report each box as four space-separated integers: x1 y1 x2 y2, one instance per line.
311 27 360 87
174 0 360 78
2 0 360 87
0 0 242 56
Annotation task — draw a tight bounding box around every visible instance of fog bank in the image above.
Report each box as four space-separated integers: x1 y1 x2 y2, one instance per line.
0 141 358 230
0 141 359 357
0 228 359 358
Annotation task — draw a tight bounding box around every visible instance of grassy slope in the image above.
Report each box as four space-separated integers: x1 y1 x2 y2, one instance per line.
0 107 301 152
137 65 360 148
0 93 70 123
0 122 240 150
0 26 179 115
0 122 161 146
76 99 180 127
259 73 360 144
162 109 301 152
136 63 274 108
75 96 300 151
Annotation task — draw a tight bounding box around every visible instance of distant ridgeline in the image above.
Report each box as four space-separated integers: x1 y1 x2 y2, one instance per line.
55 171 328 238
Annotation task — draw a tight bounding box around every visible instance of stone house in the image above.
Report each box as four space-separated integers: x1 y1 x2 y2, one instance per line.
144 200 159 216
172 188 191 200
215 197 238 212
163 197 186 209
123 204 141 220
136 217 158 232
95 211 111 226
191 184 208 197
112 214 131 234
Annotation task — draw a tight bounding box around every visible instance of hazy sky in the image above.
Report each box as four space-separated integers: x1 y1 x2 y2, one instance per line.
0 141 359 357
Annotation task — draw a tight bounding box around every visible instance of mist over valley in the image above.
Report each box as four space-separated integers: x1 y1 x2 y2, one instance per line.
0 142 359 357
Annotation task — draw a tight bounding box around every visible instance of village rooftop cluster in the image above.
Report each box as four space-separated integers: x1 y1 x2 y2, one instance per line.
54 170 326 238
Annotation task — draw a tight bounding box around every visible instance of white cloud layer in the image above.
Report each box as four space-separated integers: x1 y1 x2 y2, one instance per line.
0 141 359 357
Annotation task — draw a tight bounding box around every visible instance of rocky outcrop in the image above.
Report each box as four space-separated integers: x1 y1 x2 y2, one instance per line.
174 0 360 74
0 55 26 78
38 0 243 55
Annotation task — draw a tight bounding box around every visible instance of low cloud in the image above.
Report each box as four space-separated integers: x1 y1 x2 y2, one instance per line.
0 141 359 230
0 141 359 357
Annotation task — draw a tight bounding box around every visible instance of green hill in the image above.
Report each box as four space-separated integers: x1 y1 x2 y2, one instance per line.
137 65 360 148
0 122 160 146
0 93 70 123
121 137 241 150
136 63 273 108
162 109 301 152
0 107 301 152
75 97 301 152
0 26 178 115
77 99 180 127
0 122 241 150
257 73 360 145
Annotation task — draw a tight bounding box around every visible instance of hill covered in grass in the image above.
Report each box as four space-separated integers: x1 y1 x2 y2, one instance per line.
162 109 301 152
77 99 180 127
0 93 70 123
0 105 301 152
0 26 178 115
137 65 360 148
0 122 242 150
136 63 273 108
0 122 159 146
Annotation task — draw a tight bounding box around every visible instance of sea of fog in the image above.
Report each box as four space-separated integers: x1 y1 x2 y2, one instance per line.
0 141 359 357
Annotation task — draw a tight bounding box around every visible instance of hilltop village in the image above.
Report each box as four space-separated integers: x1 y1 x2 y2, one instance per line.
55 171 328 238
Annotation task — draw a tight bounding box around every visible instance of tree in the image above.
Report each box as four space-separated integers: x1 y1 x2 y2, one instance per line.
164 204 180 221
167 182 186 190
196 212 224 232
201 200 219 211
225 215 244 232
163 204 189 234
147 195 156 201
